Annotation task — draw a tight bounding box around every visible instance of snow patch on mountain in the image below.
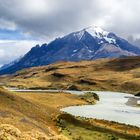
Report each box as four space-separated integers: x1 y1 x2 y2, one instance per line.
86 26 109 38
104 37 116 44
73 49 78 52
73 30 85 40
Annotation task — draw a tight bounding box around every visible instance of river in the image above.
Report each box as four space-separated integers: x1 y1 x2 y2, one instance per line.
6 87 140 127
61 91 140 127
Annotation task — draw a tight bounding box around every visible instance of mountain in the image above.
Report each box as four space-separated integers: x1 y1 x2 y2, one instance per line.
0 26 140 75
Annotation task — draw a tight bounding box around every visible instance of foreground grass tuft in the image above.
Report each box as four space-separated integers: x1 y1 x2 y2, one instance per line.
56 113 140 140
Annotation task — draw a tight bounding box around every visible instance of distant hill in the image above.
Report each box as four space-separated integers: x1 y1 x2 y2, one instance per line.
0 26 140 75
2 56 140 94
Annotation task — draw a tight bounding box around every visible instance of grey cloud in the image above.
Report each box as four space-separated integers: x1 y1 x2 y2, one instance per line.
0 0 140 65
0 40 41 66
0 0 112 40
0 0 140 40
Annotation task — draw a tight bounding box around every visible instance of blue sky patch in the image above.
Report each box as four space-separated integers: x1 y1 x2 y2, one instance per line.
0 29 35 40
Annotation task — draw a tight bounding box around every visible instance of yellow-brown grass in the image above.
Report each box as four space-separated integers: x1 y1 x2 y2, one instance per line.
0 87 86 139
2 56 140 94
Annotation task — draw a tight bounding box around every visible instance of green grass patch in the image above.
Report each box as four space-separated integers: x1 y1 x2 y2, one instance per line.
57 114 126 140
79 92 99 104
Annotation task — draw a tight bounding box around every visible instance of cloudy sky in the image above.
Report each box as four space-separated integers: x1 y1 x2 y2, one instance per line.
0 0 140 66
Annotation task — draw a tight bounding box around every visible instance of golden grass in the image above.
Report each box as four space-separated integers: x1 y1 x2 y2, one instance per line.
0 87 86 139
2 56 140 94
0 123 69 140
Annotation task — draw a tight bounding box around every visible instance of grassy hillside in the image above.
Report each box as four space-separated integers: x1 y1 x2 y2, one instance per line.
0 87 86 139
0 88 140 139
2 56 140 94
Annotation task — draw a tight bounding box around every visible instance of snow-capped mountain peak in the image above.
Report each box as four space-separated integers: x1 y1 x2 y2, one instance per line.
85 26 109 38
72 26 109 40
84 26 116 44
73 26 116 44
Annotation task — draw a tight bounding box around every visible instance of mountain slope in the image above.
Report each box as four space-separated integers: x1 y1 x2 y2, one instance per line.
0 26 140 75
2 56 140 94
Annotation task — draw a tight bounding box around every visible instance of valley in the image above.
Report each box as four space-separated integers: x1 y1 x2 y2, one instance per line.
1 56 140 140
0 87 140 140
